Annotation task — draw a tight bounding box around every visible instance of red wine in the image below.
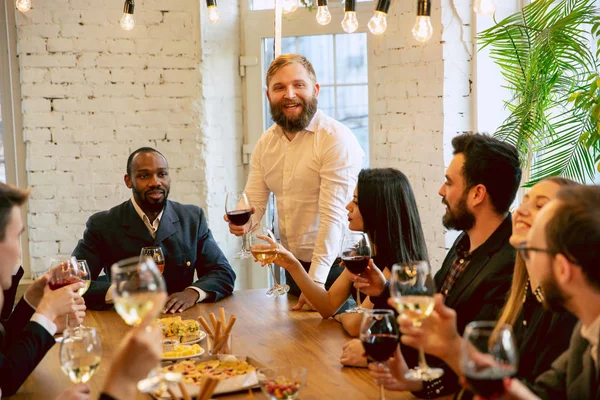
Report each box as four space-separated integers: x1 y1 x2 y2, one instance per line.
227 209 252 226
464 367 516 398
342 256 370 274
49 276 83 290
156 263 165 273
361 334 399 362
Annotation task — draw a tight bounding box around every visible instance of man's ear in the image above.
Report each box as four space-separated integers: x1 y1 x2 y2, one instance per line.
266 89 271 103
470 184 487 208
124 174 133 189
554 253 574 285
313 82 320 97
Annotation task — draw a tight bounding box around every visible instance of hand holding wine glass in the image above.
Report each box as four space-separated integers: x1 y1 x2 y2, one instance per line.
140 247 165 274
461 322 518 399
390 261 444 381
340 232 371 313
360 309 399 400
249 226 290 297
225 191 253 259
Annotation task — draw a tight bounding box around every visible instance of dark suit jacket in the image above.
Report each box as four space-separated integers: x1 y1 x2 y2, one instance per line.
0 298 56 396
1 266 24 321
73 199 236 309
410 215 516 398
532 321 600 400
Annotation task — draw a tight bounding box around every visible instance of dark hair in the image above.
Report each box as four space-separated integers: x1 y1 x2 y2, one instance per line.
0 183 29 241
451 133 521 214
126 147 166 175
547 185 600 289
357 168 429 268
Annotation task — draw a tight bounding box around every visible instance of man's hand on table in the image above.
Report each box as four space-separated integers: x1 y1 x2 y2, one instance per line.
164 288 200 313
55 384 90 400
340 338 368 367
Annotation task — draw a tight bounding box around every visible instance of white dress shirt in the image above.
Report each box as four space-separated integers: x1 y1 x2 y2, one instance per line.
245 110 364 283
129 198 206 303
23 294 58 336
581 314 600 370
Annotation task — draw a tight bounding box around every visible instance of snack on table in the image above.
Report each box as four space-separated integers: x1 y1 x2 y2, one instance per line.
162 343 203 359
262 376 302 400
158 316 203 343
162 358 256 384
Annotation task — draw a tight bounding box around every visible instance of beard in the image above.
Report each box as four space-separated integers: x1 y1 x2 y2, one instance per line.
539 272 569 313
270 95 318 133
442 192 475 231
133 186 169 213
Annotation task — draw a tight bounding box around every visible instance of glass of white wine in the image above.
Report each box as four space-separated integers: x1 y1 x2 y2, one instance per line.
390 261 444 381
111 256 166 326
59 326 102 384
249 226 289 297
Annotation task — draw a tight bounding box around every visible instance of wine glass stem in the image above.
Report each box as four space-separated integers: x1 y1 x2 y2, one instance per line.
379 383 386 400
418 345 429 371
268 264 279 286
241 233 249 253
356 287 361 309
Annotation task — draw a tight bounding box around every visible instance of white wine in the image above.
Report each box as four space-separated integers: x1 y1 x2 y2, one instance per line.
393 295 435 323
61 355 101 383
250 245 277 264
114 292 162 326
78 280 91 296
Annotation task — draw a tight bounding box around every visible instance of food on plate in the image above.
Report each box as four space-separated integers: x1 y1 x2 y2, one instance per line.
162 343 203 359
158 316 203 343
162 358 256 383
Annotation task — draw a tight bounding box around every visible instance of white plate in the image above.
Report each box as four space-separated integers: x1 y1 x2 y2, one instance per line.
180 330 207 345
161 346 205 361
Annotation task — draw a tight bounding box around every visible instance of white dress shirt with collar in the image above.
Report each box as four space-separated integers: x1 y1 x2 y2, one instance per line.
244 109 364 284
129 197 207 303
581 314 600 370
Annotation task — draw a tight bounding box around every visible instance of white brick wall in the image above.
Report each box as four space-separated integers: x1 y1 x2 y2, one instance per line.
16 0 245 284
369 0 473 271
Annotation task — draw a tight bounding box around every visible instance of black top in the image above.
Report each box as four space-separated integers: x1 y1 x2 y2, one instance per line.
514 292 578 384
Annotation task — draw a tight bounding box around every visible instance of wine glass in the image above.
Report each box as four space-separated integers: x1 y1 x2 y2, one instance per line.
390 261 444 381
225 191 253 259
140 246 165 274
59 326 102 384
111 256 180 393
249 226 289 297
359 309 399 400
48 257 86 328
340 232 371 313
461 322 518 398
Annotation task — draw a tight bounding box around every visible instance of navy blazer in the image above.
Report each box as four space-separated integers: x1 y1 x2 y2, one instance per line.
73 200 236 309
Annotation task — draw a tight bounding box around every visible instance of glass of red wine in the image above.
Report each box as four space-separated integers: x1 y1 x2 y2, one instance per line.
360 309 399 400
340 232 371 313
140 247 165 274
225 191 253 260
48 257 85 328
461 321 518 398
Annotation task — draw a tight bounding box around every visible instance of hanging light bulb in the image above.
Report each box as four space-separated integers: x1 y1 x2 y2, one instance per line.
316 0 331 26
15 0 31 12
120 0 135 31
473 0 496 17
341 0 359 34
412 0 433 42
368 0 391 35
282 0 299 14
207 0 220 23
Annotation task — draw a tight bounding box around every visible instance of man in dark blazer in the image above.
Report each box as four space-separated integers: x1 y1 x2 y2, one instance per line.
501 185 600 400
363 133 521 397
74 147 236 313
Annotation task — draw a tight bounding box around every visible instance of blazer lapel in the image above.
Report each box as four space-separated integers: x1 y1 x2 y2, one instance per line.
122 200 154 242
154 201 179 245
445 252 491 306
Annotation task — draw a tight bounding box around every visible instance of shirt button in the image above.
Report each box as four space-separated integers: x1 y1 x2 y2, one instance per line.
459 259 464 264
523 320 527 326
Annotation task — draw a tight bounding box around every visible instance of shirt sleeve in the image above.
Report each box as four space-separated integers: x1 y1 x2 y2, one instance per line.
30 313 58 336
309 129 365 283
244 135 272 225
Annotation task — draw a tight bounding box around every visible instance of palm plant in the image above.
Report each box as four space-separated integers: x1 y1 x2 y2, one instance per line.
478 0 599 185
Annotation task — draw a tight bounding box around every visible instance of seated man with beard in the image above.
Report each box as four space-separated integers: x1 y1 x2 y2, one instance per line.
74 147 236 313
225 54 364 311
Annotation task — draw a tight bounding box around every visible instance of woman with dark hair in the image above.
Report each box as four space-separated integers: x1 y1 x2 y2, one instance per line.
264 168 428 335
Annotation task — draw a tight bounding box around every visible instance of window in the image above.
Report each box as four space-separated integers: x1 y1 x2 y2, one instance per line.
263 33 370 164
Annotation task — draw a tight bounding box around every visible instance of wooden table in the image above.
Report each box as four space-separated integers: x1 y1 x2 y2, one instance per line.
15 290 418 399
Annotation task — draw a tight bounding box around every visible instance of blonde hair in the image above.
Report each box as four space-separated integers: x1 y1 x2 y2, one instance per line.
265 54 317 88
493 176 580 337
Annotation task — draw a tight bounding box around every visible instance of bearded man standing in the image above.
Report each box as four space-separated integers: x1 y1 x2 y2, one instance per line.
226 54 364 311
